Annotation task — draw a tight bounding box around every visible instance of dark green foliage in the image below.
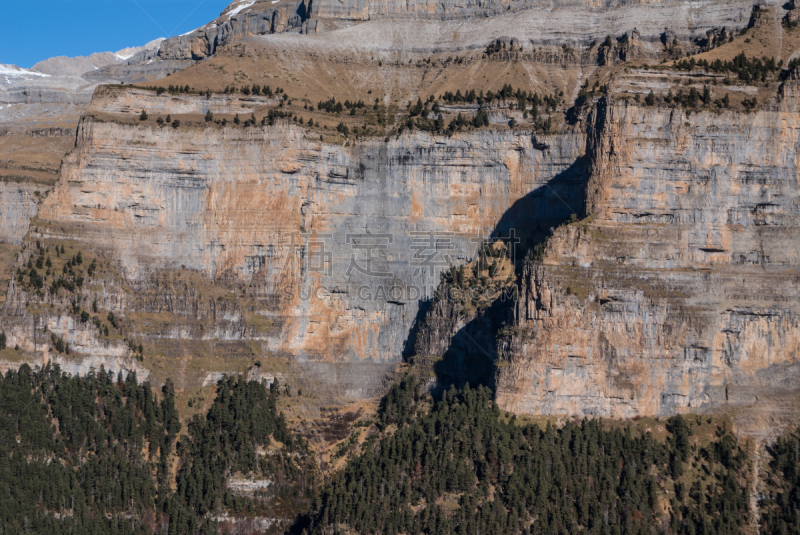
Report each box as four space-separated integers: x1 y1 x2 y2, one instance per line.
318 97 344 114
674 53 779 83
300 379 751 535
166 84 192 95
167 376 316 533
760 426 800 534
713 93 731 108
439 85 560 113
261 108 293 126
25 247 89 296
0 366 313 534
430 85 559 135
409 98 424 117
485 40 505 55
378 376 422 429
0 364 169 534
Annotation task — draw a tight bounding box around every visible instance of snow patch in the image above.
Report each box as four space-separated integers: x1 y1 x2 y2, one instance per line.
0 64 49 77
226 0 257 19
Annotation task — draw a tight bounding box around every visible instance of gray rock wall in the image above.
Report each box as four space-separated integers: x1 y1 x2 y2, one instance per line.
38 100 584 367
154 0 760 60
494 97 800 418
0 182 38 244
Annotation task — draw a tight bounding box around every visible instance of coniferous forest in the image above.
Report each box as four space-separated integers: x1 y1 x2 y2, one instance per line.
0 364 315 535
0 366 798 534
296 377 752 535
759 426 800 534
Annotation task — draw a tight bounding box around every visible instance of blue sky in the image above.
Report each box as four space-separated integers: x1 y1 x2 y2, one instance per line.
2 0 233 68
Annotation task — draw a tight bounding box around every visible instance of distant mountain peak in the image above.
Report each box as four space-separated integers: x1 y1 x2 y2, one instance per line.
115 38 165 61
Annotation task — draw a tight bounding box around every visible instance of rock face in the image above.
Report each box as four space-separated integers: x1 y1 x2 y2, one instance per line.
0 183 38 245
157 1 310 61
491 98 800 418
4 0 800 420
13 74 800 415
29 89 582 396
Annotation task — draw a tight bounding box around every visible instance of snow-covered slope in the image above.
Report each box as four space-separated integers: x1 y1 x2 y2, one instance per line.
0 64 49 79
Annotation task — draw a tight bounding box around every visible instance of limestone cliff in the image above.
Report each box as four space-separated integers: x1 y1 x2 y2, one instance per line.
20 88 583 397
9 72 800 421
4 0 800 423
490 98 800 420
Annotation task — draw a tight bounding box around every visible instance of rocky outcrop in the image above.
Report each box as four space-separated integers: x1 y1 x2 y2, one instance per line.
33 39 165 78
157 1 309 61
154 0 760 61
16 76 800 417
0 87 94 105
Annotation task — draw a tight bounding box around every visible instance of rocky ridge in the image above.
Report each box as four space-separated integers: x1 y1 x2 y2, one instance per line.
155 0 761 61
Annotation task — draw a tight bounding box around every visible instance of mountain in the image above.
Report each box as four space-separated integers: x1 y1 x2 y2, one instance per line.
2 0 798 424
1 0 800 531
